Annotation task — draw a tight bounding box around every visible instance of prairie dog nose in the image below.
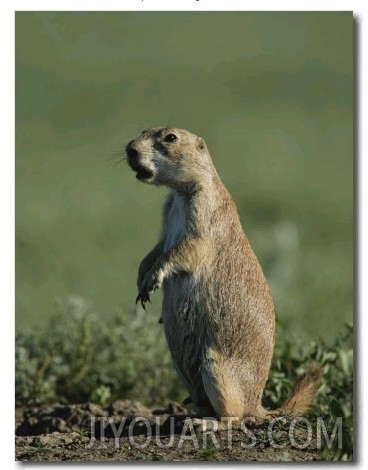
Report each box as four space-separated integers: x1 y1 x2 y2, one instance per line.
126 140 139 159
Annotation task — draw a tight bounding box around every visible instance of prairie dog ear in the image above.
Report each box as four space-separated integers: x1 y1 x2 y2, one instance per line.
196 136 207 151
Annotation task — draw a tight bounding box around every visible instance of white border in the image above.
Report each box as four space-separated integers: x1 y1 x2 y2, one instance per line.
1 1 15 469
2 2 365 468
9 0 358 12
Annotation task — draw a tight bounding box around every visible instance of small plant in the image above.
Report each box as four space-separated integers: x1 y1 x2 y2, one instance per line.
15 296 353 460
16 296 184 407
264 323 353 460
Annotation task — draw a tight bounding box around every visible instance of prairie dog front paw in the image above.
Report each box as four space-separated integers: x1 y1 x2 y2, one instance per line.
136 269 163 309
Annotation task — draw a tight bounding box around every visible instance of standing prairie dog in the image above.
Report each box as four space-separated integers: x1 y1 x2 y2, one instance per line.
126 127 320 423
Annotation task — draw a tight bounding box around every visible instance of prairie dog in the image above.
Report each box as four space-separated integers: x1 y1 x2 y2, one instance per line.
126 127 320 422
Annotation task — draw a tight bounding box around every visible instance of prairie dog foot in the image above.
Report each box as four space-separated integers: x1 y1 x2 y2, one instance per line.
192 417 243 432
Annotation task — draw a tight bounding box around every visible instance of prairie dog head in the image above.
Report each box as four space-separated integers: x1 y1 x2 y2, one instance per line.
126 127 215 190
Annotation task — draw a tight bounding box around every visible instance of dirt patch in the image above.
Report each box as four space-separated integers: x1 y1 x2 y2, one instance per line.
16 401 323 462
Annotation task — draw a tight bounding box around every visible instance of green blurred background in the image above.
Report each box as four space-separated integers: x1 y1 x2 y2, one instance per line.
16 12 352 342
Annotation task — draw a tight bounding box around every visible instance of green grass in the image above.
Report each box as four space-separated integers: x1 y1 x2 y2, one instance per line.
15 296 353 460
15 12 352 341
15 296 183 407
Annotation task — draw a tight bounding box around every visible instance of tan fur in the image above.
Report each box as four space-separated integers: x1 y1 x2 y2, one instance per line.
126 127 321 422
270 368 322 417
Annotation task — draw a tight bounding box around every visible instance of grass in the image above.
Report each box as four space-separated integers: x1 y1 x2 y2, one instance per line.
15 296 353 460
15 12 352 342
16 296 183 407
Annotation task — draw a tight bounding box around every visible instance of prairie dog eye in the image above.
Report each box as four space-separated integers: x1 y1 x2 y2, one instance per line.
164 133 178 143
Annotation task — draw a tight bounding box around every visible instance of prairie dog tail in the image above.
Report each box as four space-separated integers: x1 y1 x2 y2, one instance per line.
269 368 322 418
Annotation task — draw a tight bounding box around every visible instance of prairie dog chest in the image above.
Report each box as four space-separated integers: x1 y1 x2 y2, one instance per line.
163 194 188 252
